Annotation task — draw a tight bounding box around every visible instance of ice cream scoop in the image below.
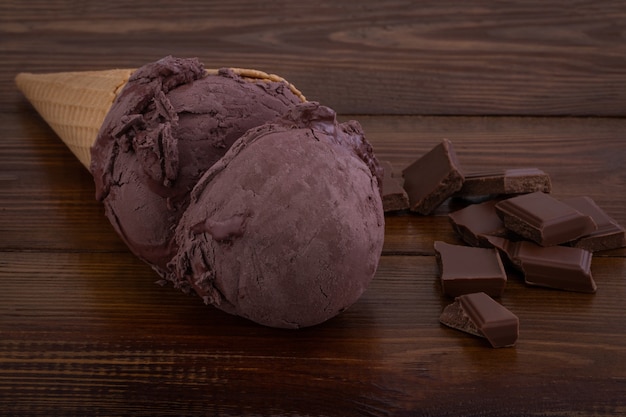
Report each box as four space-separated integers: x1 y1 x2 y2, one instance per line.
168 102 385 328
90 57 305 275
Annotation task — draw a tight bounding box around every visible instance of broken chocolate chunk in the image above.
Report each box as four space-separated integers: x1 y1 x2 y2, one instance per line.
562 196 626 252
487 236 596 293
456 168 551 197
495 192 597 246
440 292 519 348
448 200 510 247
402 139 464 215
434 241 507 297
381 161 410 212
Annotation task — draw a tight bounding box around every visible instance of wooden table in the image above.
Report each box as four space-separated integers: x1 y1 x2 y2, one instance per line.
2 1 625 415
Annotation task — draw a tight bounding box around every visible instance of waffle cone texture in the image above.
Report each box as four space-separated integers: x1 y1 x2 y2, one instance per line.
15 67 305 169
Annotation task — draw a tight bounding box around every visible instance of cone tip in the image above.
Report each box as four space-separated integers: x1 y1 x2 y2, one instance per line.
15 72 32 92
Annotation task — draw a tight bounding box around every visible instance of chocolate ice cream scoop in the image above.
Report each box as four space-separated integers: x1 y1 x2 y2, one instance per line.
91 56 303 276
168 102 385 328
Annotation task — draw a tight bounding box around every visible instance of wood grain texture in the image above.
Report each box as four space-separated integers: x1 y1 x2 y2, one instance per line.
2 1 626 416
2 110 625 415
2 0 626 115
1 252 625 416
4 113 625 256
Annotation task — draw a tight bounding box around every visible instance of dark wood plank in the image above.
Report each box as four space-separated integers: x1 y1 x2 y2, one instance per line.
3 111 625 256
1 252 625 416
2 0 626 115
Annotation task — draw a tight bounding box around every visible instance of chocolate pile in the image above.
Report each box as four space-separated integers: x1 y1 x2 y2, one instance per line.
382 139 626 348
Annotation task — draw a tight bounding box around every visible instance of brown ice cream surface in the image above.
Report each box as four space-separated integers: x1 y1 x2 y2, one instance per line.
168 102 385 328
91 56 302 275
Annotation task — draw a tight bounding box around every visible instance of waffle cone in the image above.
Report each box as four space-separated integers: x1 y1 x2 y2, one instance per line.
15 69 133 169
16 67 305 170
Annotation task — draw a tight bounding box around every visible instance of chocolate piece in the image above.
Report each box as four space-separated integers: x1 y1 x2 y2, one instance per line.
381 161 409 212
440 292 519 348
563 196 626 252
402 139 465 215
448 200 509 247
457 168 551 197
487 236 596 293
434 241 507 297
495 192 597 246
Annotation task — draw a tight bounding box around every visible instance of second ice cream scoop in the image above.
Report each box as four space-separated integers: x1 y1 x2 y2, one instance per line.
168 102 385 328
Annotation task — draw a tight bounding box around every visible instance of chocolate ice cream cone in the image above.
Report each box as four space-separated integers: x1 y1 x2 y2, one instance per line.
15 57 383 329
15 67 305 170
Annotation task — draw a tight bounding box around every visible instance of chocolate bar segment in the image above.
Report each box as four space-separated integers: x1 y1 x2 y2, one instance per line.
457 168 551 197
495 192 597 246
402 139 465 215
440 292 519 348
434 241 507 297
448 200 509 247
487 236 596 293
381 161 410 212
563 196 626 252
